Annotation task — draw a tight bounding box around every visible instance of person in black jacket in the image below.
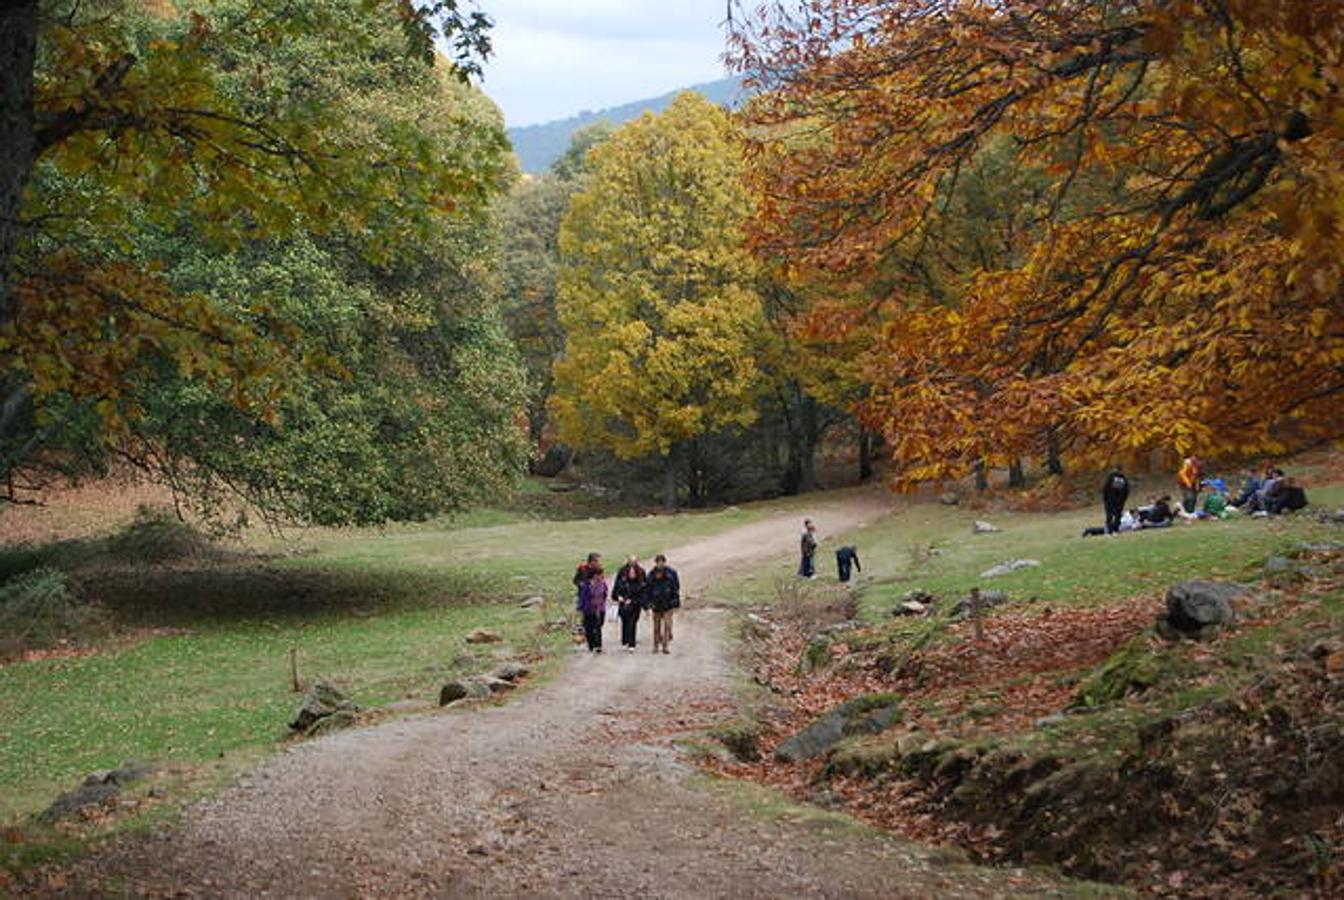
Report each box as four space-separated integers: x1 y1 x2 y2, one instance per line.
612 556 647 652
644 554 680 655
1102 465 1130 535
835 545 861 583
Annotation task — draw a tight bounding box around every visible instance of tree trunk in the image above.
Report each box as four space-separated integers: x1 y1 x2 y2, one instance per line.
0 0 38 328
661 452 678 511
1045 433 1064 476
859 428 874 482
974 459 988 493
781 386 820 495
1008 457 1026 489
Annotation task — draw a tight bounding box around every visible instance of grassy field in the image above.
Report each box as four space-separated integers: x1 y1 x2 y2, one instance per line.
1 473 1340 856
729 483 1344 619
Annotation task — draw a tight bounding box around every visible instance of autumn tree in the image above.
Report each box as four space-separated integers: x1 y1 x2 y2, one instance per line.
732 0 1344 482
0 0 528 522
499 123 614 456
549 92 766 508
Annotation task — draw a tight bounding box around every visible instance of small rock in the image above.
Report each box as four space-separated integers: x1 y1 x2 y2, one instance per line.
973 520 1001 534
951 590 1009 619
519 596 545 610
438 679 492 706
39 783 119 824
939 492 960 506
491 661 531 682
464 628 503 644
979 559 1040 578
1034 713 1068 729
289 680 358 732
892 600 927 617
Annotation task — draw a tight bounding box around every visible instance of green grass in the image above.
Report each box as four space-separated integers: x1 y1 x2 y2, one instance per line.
0 601 557 821
725 483 1344 620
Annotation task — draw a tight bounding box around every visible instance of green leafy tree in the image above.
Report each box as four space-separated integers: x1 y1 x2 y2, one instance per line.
1 0 527 522
549 92 766 508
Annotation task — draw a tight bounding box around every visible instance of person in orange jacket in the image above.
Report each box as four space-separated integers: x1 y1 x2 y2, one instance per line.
1177 455 1203 514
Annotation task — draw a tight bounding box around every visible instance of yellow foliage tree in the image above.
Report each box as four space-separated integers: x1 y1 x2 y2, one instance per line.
549 92 765 507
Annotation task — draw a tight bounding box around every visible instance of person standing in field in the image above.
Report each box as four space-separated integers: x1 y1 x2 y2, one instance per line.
798 518 818 578
1177 455 1203 514
1102 464 1130 535
645 554 680 655
577 560 608 653
612 555 647 652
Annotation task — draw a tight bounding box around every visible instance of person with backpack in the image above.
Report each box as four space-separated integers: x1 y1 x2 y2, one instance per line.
645 554 680 655
572 552 601 611
577 560 609 653
612 555 647 652
1102 464 1130 535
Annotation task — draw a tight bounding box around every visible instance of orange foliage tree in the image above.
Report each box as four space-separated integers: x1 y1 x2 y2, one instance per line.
731 0 1344 482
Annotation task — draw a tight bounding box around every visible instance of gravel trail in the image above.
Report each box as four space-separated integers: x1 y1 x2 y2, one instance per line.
37 492 1081 898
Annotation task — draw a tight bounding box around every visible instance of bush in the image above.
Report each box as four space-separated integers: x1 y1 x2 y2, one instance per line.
0 568 108 656
105 505 222 564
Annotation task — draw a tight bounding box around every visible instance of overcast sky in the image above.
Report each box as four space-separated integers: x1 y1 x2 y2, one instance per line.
474 1 734 127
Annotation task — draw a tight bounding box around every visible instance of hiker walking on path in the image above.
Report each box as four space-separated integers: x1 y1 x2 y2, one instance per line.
1102 465 1130 534
798 518 818 578
1177 455 1202 514
577 561 608 653
835 545 861 583
612 556 647 652
573 552 601 612
645 554 680 654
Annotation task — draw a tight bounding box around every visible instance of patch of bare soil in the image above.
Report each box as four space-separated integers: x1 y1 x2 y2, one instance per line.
20 491 1086 898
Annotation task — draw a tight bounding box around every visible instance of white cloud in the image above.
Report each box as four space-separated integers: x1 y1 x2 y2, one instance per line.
473 1 733 126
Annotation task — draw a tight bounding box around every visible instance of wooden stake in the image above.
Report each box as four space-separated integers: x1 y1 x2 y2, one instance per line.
289 647 301 692
970 588 985 642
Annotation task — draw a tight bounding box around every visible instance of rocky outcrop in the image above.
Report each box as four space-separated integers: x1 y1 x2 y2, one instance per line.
774 693 902 763
290 681 360 733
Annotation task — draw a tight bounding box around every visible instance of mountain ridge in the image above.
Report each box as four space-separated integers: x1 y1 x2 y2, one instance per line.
506 75 746 174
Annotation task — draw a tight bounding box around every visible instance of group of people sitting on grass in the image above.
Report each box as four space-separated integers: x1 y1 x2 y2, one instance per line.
1087 457 1310 537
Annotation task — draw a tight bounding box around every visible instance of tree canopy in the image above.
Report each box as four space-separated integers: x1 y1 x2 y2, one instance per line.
732 0 1344 481
1 0 527 523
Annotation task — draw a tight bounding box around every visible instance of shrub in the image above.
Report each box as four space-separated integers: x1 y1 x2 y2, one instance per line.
105 505 222 564
0 568 108 656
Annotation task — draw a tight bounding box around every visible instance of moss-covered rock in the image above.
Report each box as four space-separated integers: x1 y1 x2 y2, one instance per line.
775 692 903 763
1073 634 1171 708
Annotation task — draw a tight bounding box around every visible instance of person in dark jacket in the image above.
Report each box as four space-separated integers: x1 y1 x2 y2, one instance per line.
577 563 608 653
572 552 602 612
645 554 680 655
835 545 861 583
612 556 647 652
1102 465 1130 535
798 519 818 578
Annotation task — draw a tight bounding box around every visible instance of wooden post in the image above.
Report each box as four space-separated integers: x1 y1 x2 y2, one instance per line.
289 647 301 692
970 588 985 642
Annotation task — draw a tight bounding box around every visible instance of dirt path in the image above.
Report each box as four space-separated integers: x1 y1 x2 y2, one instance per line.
39 491 1082 898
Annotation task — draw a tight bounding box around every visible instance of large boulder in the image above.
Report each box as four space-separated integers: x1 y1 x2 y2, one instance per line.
290 680 359 732
1163 580 1244 638
774 693 902 763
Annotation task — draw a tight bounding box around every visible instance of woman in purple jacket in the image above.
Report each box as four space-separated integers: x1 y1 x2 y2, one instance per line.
577 564 609 653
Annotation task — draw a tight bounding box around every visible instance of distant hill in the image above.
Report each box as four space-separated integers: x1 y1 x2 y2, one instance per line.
506 76 747 174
